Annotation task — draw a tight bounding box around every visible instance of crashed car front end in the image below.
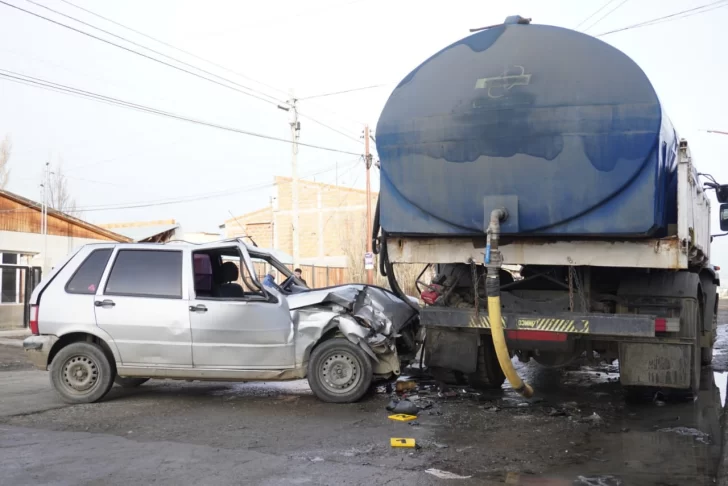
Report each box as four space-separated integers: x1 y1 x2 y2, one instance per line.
288 285 422 379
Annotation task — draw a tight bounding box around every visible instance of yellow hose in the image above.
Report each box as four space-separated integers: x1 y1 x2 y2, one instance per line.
487 296 534 398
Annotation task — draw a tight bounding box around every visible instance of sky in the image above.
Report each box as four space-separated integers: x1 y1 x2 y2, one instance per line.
1 0 727 266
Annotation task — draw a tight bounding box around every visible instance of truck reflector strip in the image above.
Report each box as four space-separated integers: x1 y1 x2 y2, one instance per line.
506 330 568 342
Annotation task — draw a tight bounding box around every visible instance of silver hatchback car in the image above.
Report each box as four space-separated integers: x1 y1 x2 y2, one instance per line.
23 239 421 404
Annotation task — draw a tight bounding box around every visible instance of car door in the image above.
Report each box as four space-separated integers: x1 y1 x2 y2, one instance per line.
188 244 294 369
94 247 192 367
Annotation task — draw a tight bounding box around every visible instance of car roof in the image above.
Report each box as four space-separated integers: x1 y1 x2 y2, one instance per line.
79 238 273 256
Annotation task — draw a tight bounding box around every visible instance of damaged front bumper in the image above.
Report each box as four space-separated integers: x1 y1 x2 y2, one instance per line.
289 285 421 378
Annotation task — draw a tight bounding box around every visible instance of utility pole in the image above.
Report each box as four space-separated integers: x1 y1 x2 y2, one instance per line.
278 91 301 267
364 125 374 285
41 161 50 274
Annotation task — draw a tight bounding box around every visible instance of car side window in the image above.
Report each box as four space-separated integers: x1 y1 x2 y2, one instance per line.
65 249 112 294
105 250 182 299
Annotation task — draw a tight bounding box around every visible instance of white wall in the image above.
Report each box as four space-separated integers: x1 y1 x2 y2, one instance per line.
0 231 113 273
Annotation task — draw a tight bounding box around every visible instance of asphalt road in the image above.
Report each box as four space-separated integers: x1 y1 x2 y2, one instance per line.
1 320 727 486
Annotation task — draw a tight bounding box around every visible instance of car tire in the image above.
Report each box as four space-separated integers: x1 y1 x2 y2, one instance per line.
50 342 115 404
114 376 150 388
308 338 373 403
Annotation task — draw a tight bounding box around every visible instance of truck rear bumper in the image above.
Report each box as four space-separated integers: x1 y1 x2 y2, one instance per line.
23 335 58 370
421 307 676 338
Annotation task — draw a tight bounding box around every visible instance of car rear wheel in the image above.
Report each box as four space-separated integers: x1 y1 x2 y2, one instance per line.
114 376 150 388
50 342 114 404
308 338 373 403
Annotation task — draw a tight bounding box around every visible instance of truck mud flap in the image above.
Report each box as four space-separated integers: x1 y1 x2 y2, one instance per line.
421 308 659 338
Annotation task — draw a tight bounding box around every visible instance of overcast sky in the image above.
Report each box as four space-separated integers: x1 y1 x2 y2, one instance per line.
1 0 728 266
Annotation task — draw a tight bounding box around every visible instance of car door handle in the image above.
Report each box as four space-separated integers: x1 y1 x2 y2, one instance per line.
94 299 115 307
189 304 207 313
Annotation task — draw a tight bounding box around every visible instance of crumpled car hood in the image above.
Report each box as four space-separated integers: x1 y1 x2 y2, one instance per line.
286 285 418 334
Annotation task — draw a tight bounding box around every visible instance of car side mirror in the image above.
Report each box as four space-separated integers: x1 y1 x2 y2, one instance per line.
721 204 728 231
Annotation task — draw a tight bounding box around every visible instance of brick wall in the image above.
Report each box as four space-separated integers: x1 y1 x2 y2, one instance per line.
223 177 377 264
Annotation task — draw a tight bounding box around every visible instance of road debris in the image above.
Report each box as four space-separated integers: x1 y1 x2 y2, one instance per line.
582 413 603 425
391 400 420 415
390 438 416 448
408 421 420 426
657 427 710 444
425 468 472 479
396 376 417 393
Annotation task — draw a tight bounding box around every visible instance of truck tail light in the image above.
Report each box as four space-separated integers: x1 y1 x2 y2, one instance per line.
654 317 679 333
29 305 39 335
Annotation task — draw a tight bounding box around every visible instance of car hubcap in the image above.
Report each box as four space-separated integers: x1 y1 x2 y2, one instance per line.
63 355 99 393
320 352 360 394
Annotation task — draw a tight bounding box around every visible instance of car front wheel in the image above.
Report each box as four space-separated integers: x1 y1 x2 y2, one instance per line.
50 342 114 404
308 338 373 403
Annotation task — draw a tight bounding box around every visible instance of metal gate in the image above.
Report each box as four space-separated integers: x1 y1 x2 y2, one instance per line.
0 264 42 329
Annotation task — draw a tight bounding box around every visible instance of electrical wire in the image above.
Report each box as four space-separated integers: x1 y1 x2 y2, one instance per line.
583 0 630 32
297 112 363 144
574 0 617 30
0 69 362 156
596 0 728 36
0 159 361 214
3 0 284 107
299 84 391 100
34 0 367 144
57 0 290 98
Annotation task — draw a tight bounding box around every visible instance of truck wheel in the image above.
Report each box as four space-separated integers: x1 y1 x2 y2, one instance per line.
701 348 713 366
50 342 114 404
308 338 373 403
467 338 506 390
114 376 150 388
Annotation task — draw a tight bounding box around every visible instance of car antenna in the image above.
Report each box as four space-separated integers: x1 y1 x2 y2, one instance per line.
228 210 258 247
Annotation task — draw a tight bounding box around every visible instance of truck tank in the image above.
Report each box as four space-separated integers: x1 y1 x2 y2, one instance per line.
375 20 679 237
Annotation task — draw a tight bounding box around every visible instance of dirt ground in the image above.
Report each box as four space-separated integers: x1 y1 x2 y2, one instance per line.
1 314 727 485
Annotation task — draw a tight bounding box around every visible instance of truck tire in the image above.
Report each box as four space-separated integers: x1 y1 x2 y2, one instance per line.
701 347 713 366
307 338 373 403
114 376 150 388
467 338 506 390
50 342 115 404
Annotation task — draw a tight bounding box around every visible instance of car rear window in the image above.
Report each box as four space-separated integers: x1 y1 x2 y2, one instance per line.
105 250 182 299
65 249 112 294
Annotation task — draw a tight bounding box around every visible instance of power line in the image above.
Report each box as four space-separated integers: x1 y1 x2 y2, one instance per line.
299 84 391 100
42 0 366 144
596 0 728 36
0 69 362 156
298 112 363 144
2 0 285 107
583 0 630 32
58 0 290 98
0 160 361 214
574 0 617 30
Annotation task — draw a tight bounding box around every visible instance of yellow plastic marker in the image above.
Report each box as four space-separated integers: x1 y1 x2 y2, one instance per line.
390 438 416 448
388 414 418 422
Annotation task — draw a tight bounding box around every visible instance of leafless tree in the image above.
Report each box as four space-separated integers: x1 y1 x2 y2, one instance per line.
47 161 77 216
337 212 425 296
0 135 11 189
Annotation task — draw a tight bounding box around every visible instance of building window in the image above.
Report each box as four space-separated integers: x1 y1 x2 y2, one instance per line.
0 252 21 304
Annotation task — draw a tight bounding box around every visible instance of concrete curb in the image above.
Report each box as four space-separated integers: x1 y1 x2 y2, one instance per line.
0 329 29 338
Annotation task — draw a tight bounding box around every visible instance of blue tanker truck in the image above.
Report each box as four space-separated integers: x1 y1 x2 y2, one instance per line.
373 15 728 396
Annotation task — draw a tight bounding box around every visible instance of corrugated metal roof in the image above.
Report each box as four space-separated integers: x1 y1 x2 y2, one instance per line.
112 223 179 242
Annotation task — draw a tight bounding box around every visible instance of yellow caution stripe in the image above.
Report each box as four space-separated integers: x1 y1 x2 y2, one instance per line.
516 318 590 334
